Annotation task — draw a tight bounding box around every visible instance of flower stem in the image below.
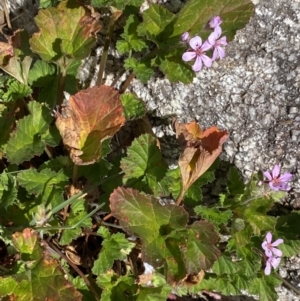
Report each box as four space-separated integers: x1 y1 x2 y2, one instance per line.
277 273 300 296
96 9 122 86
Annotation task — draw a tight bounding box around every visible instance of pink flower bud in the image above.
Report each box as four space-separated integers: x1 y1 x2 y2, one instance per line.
209 16 222 29
181 32 189 42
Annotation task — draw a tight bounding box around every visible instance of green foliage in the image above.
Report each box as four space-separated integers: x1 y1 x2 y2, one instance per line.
6 101 54 164
92 227 135 274
0 229 82 300
0 1 292 301
91 0 144 10
121 134 168 195
121 93 146 120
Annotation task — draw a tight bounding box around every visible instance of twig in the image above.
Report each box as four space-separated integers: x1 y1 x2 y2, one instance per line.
1 0 11 29
46 240 100 301
96 9 122 86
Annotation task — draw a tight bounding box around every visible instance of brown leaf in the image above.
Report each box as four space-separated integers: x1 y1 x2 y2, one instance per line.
55 85 125 165
173 119 228 192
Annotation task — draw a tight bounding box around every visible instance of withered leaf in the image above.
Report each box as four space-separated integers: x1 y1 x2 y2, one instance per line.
55 85 125 165
173 119 229 193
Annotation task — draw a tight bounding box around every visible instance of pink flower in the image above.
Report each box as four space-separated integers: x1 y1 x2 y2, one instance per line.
262 232 283 258
264 256 281 275
182 36 212 72
181 32 189 42
207 29 227 61
263 165 292 191
209 16 222 29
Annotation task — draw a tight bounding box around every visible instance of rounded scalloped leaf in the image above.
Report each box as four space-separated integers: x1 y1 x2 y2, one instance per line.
120 93 146 120
120 133 166 181
30 0 102 61
55 85 125 165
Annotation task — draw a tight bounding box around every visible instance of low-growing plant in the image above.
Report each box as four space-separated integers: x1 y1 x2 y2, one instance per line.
0 0 299 300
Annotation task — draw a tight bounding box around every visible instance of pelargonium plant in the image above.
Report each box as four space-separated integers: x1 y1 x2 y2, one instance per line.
0 1 299 301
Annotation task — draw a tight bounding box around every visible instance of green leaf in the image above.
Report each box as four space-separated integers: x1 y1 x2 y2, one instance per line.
39 0 59 8
30 0 101 62
194 205 232 228
1 56 33 85
17 168 68 207
110 187 188 243
60 209 92 245
172 0 255 41
137 285 172 301
2 80 32 102
0 172 17 209
152 48 194 83
97 271 137 301
117 15 148 54
28 60 56 87
212 255 240 275
185 221 220 272
279 238 300 257
137 4 175 39
124 58 154 83
1 229 83 300
227 167 245 195
91 0 144 10
121 134 168 194
6 101 52 164
92 230 135 275
110 187 188 265
121 93 146 120
249 274 281 301
0 105 15 157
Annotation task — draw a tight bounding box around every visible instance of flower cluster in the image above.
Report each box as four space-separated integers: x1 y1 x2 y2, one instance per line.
262 232 284 275
181 16 227 72
263 164 292 191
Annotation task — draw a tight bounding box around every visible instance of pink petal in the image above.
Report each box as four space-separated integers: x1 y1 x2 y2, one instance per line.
272 238 284 246
201 54 212 67
189 36 202 50
278 183 291 191
181 32 189 42
266 232 272 243
271 257 281 269
192 55 203 72
219 36 228 46
271 248 282 257
262 241 268 250
272 165 281 178
209 16 222 29
279 173 292 182
265 249 273 257
264 261 271 275
202 40 213 51
207 31 218 45
214 26 222 38
212 48 218 61
182 51 196 62
216 46 225 59
264 171 272 181
269 182 280 191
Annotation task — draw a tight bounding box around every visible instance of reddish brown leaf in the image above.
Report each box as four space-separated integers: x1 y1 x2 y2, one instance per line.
173 119 228 193
55 85 125 165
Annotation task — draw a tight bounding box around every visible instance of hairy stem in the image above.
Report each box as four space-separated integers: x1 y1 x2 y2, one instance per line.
176 189 185 206
119 72 135 94
2 0 11 29
96 9 122 86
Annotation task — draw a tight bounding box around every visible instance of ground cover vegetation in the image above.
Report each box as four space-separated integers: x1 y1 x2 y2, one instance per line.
0 0 299 300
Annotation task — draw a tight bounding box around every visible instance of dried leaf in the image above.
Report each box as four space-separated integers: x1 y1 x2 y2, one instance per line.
173 119 228 193
55 85 125 165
